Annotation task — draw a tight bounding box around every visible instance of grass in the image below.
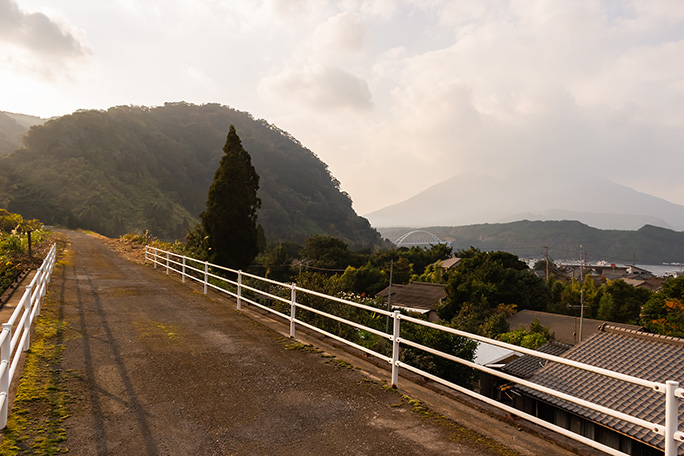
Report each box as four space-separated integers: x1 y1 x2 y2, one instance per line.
394 393 522 456
0 314 72 455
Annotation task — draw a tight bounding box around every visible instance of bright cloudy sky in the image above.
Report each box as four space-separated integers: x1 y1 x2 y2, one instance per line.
2 0 684 215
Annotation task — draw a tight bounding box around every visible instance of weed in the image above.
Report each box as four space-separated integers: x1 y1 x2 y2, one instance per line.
0 315 71 455
280 339 321 354
326 358 354 370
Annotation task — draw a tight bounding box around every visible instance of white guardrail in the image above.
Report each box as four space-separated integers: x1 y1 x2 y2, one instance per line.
0 243 57 428
145 246 683 456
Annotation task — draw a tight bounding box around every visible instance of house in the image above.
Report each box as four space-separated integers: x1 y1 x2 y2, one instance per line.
508 325 684 456
623 277 663 292
375 282 446 322
507 309 642 345
473 341 521 397
501 340 572 380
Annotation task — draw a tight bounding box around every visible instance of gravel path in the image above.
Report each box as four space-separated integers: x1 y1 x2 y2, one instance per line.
46 231 528 456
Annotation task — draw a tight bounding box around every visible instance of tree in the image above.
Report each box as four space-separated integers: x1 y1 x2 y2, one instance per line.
596 279 651 324
497 318 552 349
300 235 351 270
200 125 261 269
438 248 550 322
641 276 684 336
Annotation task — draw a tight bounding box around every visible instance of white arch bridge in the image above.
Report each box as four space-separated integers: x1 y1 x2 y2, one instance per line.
393 230 445 248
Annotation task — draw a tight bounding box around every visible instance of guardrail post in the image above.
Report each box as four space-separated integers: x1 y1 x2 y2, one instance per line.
0 324 12 428
237 271 242 310
665 380 680 456
144 245 148 265
23 284 32 351
289 284 296 338
153 248 157 269
36 278 43 318
166 252 170 275
46 246 55 283
181 256 186 283
204 262 208 295
391 310 400 387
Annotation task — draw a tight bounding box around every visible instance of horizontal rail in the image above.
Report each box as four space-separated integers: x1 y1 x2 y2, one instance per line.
294 319 392 364
399 336 663 435
400 313 663 391
295 286 393 317
294 302 392 341
397 361 631 456
1 243 57 429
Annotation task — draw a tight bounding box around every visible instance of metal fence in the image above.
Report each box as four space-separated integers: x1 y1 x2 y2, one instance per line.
0 243 57 428
145 246 683 456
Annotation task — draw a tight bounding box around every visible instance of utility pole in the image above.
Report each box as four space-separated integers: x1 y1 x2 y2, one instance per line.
579 244 584 284
544 246 549 281
385 260 394 333
579 289 584 342
567 244 586 344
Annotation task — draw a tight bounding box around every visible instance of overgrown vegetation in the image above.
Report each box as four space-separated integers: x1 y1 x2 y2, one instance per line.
0 209 49 297
0 313 71 454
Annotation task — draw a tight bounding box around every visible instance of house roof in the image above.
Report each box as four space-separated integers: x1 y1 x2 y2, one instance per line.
501 341 572 379
437 257 461 269
507 309 642 345
474 342 521 366
375 282 446 311
517 325 684 454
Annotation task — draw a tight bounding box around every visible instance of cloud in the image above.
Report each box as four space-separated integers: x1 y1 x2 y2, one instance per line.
260 64 373 111
313 12 366 53
0 0 88 58
186 66 212 85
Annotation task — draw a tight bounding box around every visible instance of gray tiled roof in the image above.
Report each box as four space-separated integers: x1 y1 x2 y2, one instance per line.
502 341 572 379
517 325 684 454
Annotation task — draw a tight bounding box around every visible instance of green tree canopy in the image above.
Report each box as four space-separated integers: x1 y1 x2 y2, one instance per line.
596 279 651 324
201 125 261 269
641 276 684 336
438 248 550 322
300 235 351 270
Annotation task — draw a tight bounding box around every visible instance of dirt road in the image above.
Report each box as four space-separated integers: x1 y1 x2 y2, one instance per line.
16 231 572 455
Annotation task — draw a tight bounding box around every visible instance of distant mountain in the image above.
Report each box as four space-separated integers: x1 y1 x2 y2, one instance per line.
378 221 684 265
0 103 385 248
365 173 684 232
0 111 46 155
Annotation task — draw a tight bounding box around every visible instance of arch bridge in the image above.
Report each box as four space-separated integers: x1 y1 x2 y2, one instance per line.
393 230 445 248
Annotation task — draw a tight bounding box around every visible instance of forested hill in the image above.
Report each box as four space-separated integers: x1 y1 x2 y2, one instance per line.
0 102 385 248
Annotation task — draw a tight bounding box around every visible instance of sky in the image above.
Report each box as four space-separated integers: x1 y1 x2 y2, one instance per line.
2 0 684 215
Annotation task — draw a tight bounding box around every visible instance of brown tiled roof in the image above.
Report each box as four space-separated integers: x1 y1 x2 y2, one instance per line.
517 325 684 454
437 257 461 269
507 309 642 345
502 341 572 379
375 282 446 311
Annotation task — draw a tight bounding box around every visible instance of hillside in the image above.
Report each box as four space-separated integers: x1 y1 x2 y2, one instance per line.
365 173 684 232
0 111 46 156
379 221 684 265
0 112 27 156
0 103 385 248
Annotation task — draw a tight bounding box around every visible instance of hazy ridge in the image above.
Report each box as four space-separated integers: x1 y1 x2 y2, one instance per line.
366 173 684 232
379 221 684 265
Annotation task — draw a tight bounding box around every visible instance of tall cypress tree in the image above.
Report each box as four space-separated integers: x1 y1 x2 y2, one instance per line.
201 125 261 269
